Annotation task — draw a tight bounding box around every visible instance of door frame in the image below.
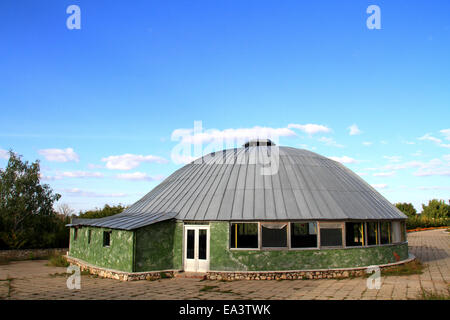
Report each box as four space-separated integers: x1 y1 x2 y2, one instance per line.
183 224 210 272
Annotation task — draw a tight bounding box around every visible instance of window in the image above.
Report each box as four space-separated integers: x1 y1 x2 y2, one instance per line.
230 223 258 249
319 222 343 247
400 221 406 242
73 228 78 241
380 222 391 244
199 229 207 260
261 223 287 248
87 229 91 244
186 229 195 258
345 222 364 247
367 222 379 245
290 222 317 248
103 231 111 247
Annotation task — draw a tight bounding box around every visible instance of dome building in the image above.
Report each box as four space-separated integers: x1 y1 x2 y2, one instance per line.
67 140 409 280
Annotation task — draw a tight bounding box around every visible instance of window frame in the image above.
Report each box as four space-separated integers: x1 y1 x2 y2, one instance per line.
260 222 289 250
87 229 92 244
400 221 407 243
318 221 344 248
103 230 112 247
289 221 319 250
379 221 392 245
345 221 366 247
229 222 260 250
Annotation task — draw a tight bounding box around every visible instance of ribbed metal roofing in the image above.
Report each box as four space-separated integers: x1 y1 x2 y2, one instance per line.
69 145 406 230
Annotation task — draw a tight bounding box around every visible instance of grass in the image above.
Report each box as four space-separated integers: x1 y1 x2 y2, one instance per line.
381 260 424 277
198 284 242 296
46 255 69 267
49 272 68 278
199 285 219 292
419 288 450 300
159 272 171 279
0 277 15 298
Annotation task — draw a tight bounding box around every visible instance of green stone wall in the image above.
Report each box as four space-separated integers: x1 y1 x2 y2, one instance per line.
134 220 183 272
69 227 134 272
209 222 409 271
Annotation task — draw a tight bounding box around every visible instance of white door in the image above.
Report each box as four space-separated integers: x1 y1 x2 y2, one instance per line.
184 226 209 272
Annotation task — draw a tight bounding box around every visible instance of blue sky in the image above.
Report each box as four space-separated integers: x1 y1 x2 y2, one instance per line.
1 0 449 213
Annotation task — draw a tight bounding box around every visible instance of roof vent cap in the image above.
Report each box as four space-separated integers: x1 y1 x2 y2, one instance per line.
243 139 276 147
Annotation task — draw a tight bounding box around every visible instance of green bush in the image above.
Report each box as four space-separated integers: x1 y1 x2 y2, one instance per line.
406 215 450 229
47 255 69 267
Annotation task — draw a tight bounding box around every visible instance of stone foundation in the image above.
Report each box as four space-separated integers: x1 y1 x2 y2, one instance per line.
65 255 177 281
206 254 417 281
65 254 416 282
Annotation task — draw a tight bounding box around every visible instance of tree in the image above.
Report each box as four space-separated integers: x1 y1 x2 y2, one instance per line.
394 203 417 218
78 204 126 219
57 203 75 217
0 151 61 248
421 199 449 218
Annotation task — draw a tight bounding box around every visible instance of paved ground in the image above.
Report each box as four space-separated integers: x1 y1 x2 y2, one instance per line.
0 229 448 300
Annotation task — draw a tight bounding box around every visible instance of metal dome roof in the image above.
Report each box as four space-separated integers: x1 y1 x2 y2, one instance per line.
69 145 406 230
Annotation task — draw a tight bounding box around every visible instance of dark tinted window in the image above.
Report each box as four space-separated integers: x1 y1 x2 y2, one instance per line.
320 228 342 247
199 229 207 260
345 222 364 246
230 223 258 248
103 231 111 247
380 222 391 244
291 223 317 248
261 225 287 248
367 222 379 245
186 229 195 259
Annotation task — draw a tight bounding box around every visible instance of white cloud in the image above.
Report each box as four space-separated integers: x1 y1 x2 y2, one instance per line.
329 156 358 164
404 141 416 145
371 184 388 189
418 132 450 148
348 124 362 135
88 163 104 169
373 171 396 177
383 155 402 163
61 188 127 198
61 171 103 178
362 142 372 146
38 148 79 162
40 171 103 180
413 168 450 177
418 186 450 190
288 123 332 135
116 172 165 181
419 133 442 144
0 149 8 159
355 172 368 176
381 155 450 177
173 125 297 145
383 160 424 170
440 128 450 140
102 154 168 170
318 137 344 148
